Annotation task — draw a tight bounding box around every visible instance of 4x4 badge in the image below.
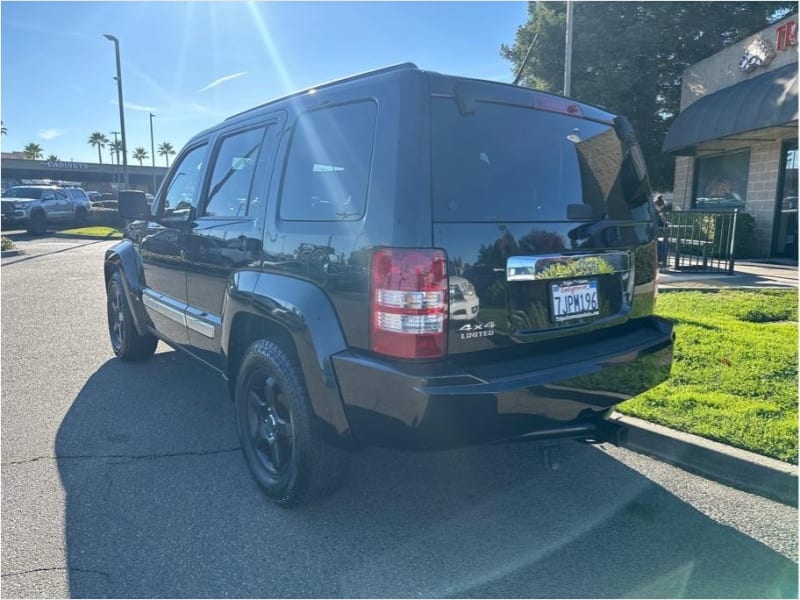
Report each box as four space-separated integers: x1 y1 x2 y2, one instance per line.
459 321 495 332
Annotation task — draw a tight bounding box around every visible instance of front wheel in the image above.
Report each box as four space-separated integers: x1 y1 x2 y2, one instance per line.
234 339 349 506
107 271 158 361
27 211 47 235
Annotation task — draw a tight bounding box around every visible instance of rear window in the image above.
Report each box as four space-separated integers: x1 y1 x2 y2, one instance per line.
431 99 651 222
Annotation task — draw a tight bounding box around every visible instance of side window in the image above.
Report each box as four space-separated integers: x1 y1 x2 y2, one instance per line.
203 127 266 218
55 189 68 200
163 144 208 216
280 101 377 221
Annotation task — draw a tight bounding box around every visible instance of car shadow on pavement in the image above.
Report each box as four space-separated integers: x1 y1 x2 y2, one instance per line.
56 351 798 598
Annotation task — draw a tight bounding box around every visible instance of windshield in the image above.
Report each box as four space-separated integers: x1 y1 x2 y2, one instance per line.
4 187 46 199
431 99 652 223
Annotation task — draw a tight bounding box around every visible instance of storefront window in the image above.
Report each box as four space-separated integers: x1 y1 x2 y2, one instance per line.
773 144 798 258
693 150 750 210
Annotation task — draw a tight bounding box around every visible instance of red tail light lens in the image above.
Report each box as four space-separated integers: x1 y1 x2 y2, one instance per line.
370 248 448 359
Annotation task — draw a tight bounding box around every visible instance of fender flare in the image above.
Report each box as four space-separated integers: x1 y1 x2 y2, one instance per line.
104 240 152 336
223 271 357 448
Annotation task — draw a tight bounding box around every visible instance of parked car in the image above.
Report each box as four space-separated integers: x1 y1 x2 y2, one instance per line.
105 63 674 506
1 184 91 234
86 191 103 203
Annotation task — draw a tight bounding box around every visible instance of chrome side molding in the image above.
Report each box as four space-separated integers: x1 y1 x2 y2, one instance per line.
507 252 631 281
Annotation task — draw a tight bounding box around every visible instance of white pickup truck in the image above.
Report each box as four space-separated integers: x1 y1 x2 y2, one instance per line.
1 185 92 234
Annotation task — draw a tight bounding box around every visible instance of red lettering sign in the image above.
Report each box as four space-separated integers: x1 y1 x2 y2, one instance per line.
776 20 797 51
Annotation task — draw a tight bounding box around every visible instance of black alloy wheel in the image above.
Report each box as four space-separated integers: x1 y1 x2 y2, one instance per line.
106 271 158 361
234 339 349 506
245 371 295 478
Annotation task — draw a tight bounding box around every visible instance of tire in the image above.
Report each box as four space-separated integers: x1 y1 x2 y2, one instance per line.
27 211 47 235
234 339 349 506
106 271 158 361
73 207 88 227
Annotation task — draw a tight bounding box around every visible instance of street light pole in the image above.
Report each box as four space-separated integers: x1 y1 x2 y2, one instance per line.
110 131 120 191
104 34 129 188
149 113 157 194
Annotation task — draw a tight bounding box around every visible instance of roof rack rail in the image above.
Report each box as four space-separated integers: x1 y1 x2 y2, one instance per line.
225 62 418 122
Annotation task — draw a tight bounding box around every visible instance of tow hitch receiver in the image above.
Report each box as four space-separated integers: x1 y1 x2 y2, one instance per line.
586 420 629 447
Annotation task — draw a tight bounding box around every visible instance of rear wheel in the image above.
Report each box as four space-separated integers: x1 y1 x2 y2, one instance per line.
73 207 88 227
27 211 47 235
107 271 158 361
234 339 349 506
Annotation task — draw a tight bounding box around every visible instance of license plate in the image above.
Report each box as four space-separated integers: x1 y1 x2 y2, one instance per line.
551 279 599 322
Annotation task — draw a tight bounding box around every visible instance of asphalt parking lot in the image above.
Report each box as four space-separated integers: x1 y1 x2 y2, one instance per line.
1 234 798 598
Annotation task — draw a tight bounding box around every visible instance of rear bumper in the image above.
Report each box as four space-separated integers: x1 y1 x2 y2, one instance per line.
332 316 674 450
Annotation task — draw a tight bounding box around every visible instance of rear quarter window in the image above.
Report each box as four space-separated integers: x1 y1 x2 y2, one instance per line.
279 101 377 221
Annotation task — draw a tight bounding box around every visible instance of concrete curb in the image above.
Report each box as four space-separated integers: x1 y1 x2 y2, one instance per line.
612 412 798 506
659 286 797 292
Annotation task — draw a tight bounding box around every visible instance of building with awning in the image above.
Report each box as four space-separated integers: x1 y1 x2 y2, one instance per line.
1 154 168 196
664 14 798 259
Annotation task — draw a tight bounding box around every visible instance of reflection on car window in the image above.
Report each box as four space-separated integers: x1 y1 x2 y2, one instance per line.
163 144 208 215
280 101 376 221
204 127 266 218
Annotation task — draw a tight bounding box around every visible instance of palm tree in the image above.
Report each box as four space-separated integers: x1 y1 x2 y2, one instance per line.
46 154 60 162
157 142 176 167
1 121 7 136
23 143 43 160
132 147 149 165
88 131 109 164
110 140 123 165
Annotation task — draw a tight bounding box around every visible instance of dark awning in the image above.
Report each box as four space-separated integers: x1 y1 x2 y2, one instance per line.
663 62 798 155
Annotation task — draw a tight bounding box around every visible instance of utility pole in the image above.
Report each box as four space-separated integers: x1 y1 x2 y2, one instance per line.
564 0 574 97
149 113 157 194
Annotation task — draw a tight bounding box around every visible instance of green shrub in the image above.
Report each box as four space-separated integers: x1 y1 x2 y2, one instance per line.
89 207 123 229
1 236 14 251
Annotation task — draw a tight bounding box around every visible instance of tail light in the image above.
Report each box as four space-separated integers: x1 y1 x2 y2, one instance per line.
370 248 448 359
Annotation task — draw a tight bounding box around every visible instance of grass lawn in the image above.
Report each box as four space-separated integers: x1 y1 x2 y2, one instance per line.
57 226 122 239
618 289 798 464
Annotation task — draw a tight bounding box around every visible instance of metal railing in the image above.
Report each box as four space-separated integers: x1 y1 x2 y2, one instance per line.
658 209 739 274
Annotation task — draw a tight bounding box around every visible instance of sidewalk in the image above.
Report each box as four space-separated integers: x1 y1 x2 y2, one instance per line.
633 259 798 506
658 260 798 291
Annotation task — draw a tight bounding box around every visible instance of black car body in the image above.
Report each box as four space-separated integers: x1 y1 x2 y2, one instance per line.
105 63 673 505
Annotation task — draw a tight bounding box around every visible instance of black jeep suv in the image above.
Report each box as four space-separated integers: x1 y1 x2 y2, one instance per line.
106 63 673 506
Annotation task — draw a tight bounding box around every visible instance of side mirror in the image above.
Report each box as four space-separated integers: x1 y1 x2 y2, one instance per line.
118 190 150 220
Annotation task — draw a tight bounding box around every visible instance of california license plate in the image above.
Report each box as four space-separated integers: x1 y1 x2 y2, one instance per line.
551 279 599 322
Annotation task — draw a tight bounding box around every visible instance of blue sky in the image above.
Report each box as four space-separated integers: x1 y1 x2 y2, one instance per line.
1 1 528 164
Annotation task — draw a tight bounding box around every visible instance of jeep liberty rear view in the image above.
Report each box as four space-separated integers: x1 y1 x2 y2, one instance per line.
105 63 673 506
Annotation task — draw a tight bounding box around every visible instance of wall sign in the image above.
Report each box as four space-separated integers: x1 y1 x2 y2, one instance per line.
739 37 776 72
42 161 89 170
776 19 798 51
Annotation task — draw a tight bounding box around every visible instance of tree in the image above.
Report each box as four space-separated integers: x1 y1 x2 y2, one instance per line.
501 2 796 190
1 121 6 136
132 147 149 165
109 140 123 165
23 143 43 160
46 154 59 162
88 132 109 164
157 141 176 167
